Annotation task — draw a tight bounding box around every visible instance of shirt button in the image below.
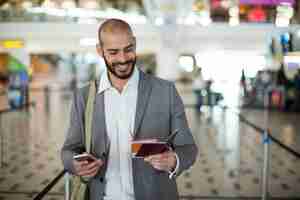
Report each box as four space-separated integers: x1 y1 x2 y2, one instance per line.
99 177 104 183
102 152 106 158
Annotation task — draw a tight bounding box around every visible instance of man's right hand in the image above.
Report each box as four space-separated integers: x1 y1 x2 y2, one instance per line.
73 154 103 178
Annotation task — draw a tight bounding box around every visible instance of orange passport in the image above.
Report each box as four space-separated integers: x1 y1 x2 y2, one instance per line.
132 140 170 158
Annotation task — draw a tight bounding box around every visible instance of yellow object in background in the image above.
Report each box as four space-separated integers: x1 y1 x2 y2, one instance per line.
0 40 24 49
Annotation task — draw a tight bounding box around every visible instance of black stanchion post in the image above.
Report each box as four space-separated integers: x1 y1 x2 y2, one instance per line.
33 170 66 200
262 130 270 200
44 86 50 114
262 91 270 200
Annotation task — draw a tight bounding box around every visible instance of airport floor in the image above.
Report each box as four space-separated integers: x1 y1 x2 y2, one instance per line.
0 83 300 200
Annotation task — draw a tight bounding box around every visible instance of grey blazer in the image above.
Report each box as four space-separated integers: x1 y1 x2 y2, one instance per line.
61 70 198 200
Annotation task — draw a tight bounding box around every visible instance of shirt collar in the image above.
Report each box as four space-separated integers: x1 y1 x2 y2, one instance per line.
97 66 139 94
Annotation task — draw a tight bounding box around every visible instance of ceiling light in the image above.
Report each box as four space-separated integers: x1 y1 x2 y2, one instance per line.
1 3 11 10
220 0 230 9
79 0 99 9
229 17 239 26
61 0 76 9
22 1 33 9
42 0 58 8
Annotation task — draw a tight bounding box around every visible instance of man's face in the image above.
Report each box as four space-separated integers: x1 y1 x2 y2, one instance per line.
99 32 136 80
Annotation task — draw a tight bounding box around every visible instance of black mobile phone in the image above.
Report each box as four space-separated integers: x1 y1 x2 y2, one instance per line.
73 153 95 163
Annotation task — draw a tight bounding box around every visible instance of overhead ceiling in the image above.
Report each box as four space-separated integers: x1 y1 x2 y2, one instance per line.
1 0 299 25
0 0 144 10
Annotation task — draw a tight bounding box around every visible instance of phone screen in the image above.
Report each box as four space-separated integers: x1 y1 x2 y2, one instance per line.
73 154 95 162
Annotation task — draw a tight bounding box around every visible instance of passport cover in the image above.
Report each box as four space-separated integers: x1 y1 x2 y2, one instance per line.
132 140 170 158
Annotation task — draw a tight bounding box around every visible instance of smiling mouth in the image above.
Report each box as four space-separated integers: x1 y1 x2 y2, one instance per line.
116 64 131 71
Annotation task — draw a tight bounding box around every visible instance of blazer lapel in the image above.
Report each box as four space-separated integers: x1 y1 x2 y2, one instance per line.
133 71 152 138
92 92 109 155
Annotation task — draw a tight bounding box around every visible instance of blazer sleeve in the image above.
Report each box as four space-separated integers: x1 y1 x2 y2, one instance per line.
170 83 198 177
61 90 86 175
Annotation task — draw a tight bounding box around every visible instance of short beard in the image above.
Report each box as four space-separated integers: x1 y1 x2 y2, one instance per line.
103 54 136 80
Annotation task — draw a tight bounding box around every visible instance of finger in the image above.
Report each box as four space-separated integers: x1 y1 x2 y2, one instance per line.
78 165 99 176
144 152 173 163
89 168 100 177
80 168 98 177
83 161 100 170
152 162 168 171
97 159 104 166
82 169 99 179
150 156 167 163
74 160 89 168
147 154 163 161
80 166 99 177
73 161 88 174
77 160 102 176
85 165 99 176
85 159 103 169
144 155 157 162
144 156 152 162
152 158 173 170
157 152 175 163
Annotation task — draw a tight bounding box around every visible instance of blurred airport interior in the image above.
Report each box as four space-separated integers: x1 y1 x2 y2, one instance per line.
0 0 300 200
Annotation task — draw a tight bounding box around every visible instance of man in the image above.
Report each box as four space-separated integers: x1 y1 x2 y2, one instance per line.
61 18 198 200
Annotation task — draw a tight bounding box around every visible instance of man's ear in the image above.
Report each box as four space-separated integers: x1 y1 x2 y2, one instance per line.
96 43 103 57
133 36 137 49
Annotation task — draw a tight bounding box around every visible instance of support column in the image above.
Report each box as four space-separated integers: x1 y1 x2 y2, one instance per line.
142 0 195 81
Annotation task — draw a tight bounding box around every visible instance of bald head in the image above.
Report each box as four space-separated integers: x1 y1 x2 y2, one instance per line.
98 18 134 46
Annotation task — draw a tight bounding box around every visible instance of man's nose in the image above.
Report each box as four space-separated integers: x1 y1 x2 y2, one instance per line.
117 52 128 63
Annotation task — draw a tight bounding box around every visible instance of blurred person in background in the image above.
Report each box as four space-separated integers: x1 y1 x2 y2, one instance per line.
193 67 205 112
240 69 247 97
293 69 300 111
277 64 288 87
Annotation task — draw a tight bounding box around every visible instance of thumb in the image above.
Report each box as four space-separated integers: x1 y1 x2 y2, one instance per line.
144 156 153 162
97 159 104 166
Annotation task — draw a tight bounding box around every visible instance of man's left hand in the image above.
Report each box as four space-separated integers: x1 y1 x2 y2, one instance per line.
144 151 177 172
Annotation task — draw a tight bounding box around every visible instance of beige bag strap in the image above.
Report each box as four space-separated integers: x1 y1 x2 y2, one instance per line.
84 80 96 153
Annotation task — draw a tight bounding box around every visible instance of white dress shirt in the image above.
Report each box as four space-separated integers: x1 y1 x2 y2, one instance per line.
98 67 139 200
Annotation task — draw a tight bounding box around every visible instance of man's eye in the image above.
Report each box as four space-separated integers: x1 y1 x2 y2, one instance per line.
109 52 117 55
125 48 134 53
